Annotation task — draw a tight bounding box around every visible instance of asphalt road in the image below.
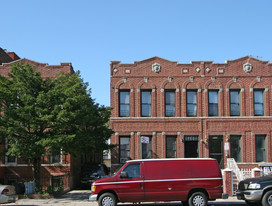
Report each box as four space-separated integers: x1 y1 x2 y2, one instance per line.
5 190 247 206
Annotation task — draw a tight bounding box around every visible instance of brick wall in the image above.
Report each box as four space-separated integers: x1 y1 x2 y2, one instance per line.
110 56 272 170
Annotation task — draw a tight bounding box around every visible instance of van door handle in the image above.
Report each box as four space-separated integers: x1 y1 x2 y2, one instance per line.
140 183 143 188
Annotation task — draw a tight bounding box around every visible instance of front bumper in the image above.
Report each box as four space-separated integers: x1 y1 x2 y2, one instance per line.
89 194 98 201
0 194 17 204
236 189 263 201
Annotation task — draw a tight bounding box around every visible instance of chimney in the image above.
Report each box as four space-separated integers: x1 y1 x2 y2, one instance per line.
7 51 20 60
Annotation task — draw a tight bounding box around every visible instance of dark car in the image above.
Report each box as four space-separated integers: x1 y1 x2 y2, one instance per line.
236 174 272 206
80 163 109 189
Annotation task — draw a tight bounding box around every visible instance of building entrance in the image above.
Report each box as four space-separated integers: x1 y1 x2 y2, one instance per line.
209 136 224 168
184 136 199 158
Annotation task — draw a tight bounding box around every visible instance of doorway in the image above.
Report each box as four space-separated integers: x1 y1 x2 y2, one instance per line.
184 136 199 158
209 135 224 168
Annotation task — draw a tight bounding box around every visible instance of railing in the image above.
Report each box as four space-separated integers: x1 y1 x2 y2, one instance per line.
240 168 252 180
227 158 244 181
227 158 271 182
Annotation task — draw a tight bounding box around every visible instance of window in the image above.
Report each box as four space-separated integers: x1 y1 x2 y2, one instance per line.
120 137 130 163
255 135 266 162
230 135 241 162
123 163 140 178
141 90 151 117
187 90 197 117
230 90 240 116
208 90 219 116
52 176 64 192
5 140 17 164
50 150 61 164
119 90 130 117
254 90 264 116
166 136 177 158
165 90 175 117
141 136 152 159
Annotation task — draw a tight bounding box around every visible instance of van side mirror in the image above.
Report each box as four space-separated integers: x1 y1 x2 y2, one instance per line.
120 171 129 178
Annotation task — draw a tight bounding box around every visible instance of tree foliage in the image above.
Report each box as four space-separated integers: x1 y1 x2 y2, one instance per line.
0 63 113 191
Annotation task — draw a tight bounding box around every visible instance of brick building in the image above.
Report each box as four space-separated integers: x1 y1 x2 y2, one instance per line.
0 48 81 192
110 56 272 174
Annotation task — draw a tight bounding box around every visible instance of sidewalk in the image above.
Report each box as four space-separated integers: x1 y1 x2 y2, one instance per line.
5 191 245 206
6 190 96 206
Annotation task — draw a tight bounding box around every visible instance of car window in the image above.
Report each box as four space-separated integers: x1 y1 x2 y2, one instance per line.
123 163 141 178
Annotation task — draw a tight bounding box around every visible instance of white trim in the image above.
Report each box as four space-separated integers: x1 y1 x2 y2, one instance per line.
41 164 70 167
94 177 222 186
111 116 272 120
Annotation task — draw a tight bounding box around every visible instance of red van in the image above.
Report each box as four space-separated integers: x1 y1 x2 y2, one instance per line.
89 158 228 206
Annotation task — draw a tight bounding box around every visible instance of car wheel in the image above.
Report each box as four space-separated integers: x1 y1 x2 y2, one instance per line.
262 190 272 206
188 192 207 206
98 193 117 206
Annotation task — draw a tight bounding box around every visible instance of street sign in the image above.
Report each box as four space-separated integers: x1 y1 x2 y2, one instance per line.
141 136 149 144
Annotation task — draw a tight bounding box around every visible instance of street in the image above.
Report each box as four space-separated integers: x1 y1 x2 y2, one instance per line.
4 190 247 206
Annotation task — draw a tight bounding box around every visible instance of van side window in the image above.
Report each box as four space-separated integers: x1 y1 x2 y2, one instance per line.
123 163 140 178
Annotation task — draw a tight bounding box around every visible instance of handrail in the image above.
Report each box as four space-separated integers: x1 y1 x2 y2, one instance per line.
227 158 243 181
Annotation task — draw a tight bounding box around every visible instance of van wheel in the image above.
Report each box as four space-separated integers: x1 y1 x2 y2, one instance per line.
98 193 117 206
188 192 207 206
262 190 272 206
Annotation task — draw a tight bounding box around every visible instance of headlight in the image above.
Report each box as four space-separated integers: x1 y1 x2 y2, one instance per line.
248 183 261 189
91 185 96 192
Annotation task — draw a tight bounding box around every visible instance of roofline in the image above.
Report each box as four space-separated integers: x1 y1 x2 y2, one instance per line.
1 58 72 67
111 56 271 65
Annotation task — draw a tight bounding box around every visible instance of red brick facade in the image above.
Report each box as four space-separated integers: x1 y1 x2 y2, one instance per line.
0 49 80 192
110 56 272 172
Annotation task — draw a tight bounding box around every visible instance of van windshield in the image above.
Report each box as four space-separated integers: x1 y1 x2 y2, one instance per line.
112 164 124 176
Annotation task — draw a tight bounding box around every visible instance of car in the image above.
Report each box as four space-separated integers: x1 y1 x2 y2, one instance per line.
80 163 109 189
0 185 17 204
89 158 228 206
236 174 272 206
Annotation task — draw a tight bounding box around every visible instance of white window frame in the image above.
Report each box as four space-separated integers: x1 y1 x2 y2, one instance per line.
50 150 62 164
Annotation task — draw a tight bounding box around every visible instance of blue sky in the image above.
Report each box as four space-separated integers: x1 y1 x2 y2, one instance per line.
1 0 272 106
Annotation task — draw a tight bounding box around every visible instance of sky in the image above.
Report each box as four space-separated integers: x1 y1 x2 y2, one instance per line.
1 0 272 107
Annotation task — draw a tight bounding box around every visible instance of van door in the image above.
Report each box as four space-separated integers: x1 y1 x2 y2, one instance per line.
143 160 188 202
116 162 144 202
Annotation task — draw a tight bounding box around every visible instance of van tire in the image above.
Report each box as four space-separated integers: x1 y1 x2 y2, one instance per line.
262 190 272 206
98 193 117 206
188 192 207 206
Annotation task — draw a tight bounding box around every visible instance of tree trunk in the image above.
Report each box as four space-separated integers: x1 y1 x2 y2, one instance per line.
32 157 42 193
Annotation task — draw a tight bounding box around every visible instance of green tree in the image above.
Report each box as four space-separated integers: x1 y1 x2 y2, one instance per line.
0 63 113 192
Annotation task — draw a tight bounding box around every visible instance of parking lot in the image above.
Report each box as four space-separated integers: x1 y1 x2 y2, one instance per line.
3 190 247 206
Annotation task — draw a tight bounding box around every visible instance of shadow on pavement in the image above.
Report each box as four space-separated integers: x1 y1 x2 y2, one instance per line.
55 191 90 201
